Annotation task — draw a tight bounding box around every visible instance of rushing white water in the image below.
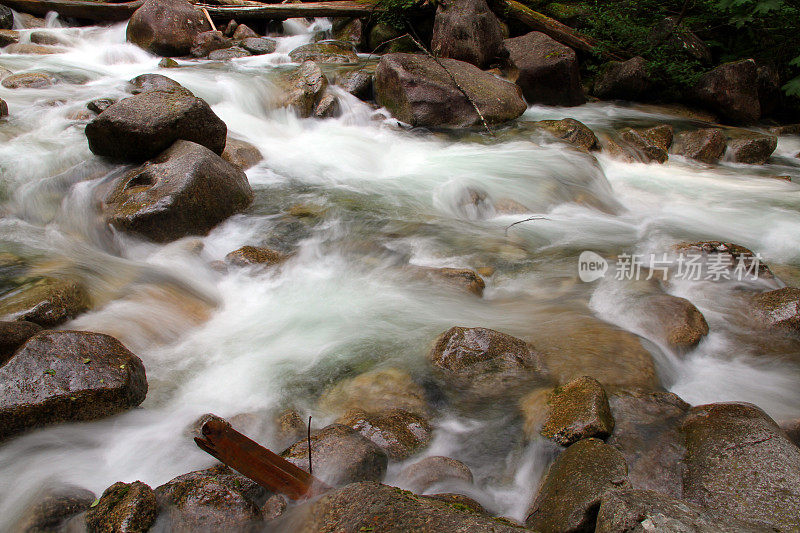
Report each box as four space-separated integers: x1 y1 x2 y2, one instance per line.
1 14 800 530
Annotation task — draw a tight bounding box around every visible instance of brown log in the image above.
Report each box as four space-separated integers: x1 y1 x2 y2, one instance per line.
194 415 330 501
200 1 381 20
0 0 143 21
495 0 626 61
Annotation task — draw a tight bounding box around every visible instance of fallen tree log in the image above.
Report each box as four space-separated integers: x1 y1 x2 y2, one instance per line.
495 0 626 61
0 0 143 21
200 0 382 20
194 415 330 500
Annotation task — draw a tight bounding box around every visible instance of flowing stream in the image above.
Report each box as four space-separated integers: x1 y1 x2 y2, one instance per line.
1 15 800 530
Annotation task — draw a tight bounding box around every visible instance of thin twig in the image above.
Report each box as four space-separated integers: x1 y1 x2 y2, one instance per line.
504 216 549 236
201 7 217 31
307 416 313 477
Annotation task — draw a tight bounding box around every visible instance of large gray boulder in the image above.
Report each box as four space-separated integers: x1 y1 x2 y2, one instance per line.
85 90 227 162
126 0 211 56
101 140 253 243
504 31 584 106
694 59 761 124
375 53 526 129
430 0 504 69
681 402 800 530
0 331 147 440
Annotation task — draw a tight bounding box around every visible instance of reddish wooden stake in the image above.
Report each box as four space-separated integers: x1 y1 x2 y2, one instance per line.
194 415 330 500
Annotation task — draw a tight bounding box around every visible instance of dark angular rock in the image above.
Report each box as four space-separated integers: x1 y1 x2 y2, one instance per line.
275 61 329 118
13 485 96 533
126 0 211 57
87 98 116 114
726 132 777 164
0 330 148 440
0 28 19 47
0 320 42 366
336 69 372 101
0 5 12 30
694 60 760 124
190 30 231 58
540 376 615 446
232 23 257 40
594 56 651 101
431 0 504 69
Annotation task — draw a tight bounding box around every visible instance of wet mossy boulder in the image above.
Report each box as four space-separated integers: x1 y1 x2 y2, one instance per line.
643 293 708 351
538 376 615 446
126 0 211 57
428 326 547 398
240 37 277 56
337 408 432 460
726 132 777 164
670 128 726 163
102 140 253 243
281 424 388 486
619 124 674 164
86 90 226 162
430 0 505 69
374 53 526 129
504 31 584 106
0 277 91 327
397 456 474 493
0 330 147 440
128 74 187 95
535 118 598 151
289 41 358 64
85 481 157 533
225 246 288 268
750 287 800 333
275 61 334 119
407 266 486 296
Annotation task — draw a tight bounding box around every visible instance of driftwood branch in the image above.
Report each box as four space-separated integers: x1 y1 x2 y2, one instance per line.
504 216 548 235
495 0 625 61
0 0 143 21
194 415 329 501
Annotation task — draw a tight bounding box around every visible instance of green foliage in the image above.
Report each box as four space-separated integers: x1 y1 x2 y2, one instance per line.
376 0 428 29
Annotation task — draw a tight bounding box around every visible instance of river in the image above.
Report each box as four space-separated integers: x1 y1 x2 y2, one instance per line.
1 14 800 530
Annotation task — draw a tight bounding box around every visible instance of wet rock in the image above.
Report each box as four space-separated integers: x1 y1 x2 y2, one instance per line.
595 488 764 533
368 23 416 54
332 18 364 48
681 402 800 530
619 124 673 163
538 376 615 446
0 5 11 30
533 315 659 390
694 59 760 124
431 0 504 69
240 37 277 56
225 245 288 267
0 277 91 327
428 326 547 398
535 118 598 151
30 31 65 46
232 23 258 40
781 418 800 447
397 456 474 493
336 69 372 101
86 90 226 162
337 408 432 460
159 58 179 68
0 330 148 440
275 408 306 446
87 98 116 114
675 240 772 279
281 423 388 486
607 390 689 498
208 46 250 60
85 481 157 533
14 13 47 28
275 60 329 118
726 132 777 164
102 140 253 243
670 128 726 163
504 31 584 106
126 0 211 57
190 30 231 58
0 97 6 117
284 481 526 532
13 485 96 533
409 266 486 296
493 199 528 215
645 293 709 351
128 73 187 95
526 438 630 532
374 53 526 129
261 494 287 521
0 320 42 366
155 464 264 532
318 367 430 420
312 92 340 118
4 43 66 54
221 137 263 169
1 72 54 89
289 41 357 63
594 56 651 101
0 28 19 46
750 287 800 333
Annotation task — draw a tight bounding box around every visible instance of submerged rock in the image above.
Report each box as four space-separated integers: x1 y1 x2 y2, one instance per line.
594 56 651 101
0 330 147 440
535 118 598 151
694 59 760 124
102 140 253 243
750 287 800 333
526 438 629 532
397 456 474 493
1 72 54 89
0 277 91 327
85 481 158 533
281 424 388 486
374 53 526 129
681 402 800 530
86 90 226 162
431 0 504 69
338 409 432 460
675 240 772 279
282 481 526 532
619 124 674 163
428 326 547 398
13 485 96 533
289 41 357 63
670 128 726 163
0 320 42 366
504 31 584 106
644 293 709 351
408 266 486 296
225 246 288 268
539 376 615 446
221 137 263 169
126 0 210 57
